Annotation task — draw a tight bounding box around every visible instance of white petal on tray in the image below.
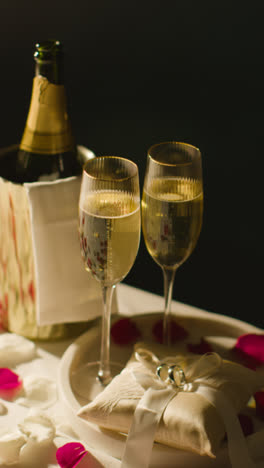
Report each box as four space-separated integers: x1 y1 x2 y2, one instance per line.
204 336 237 355
0 333 36 367
16 374 57 409
55 422 79 440
18 410 56 444
0 430 27 464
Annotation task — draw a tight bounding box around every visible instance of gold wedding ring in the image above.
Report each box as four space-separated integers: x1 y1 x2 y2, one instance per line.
168 365 186 388
157 363 186 388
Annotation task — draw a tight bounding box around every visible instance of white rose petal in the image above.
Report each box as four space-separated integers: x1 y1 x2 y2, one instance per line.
55 423 79 440
20 438 56 467
16 375 57 409
0 333 36 367
18 411 55 445
0 431 27 464
19 412 56 467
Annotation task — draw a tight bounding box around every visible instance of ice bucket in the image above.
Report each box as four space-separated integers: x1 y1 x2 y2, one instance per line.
0 145 103 340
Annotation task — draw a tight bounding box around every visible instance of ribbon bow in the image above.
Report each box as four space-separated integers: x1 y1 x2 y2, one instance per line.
121 347 256 468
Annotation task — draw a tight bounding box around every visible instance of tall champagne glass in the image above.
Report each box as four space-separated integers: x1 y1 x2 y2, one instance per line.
141 142 203 345
78 156 141 399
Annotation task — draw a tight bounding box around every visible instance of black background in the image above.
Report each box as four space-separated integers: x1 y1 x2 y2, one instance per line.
1 1 263 328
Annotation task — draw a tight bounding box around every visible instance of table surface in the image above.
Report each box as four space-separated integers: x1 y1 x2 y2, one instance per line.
0 283 262 468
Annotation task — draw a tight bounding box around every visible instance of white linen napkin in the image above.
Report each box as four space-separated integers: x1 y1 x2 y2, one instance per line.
24 175 103 326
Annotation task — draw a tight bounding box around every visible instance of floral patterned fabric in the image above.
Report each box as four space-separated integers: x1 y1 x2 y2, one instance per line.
0 178 36 336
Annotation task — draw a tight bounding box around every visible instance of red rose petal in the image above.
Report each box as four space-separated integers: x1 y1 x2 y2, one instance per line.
77 453 104 468
187 338 213 355
0 368 23 401
254 391 264 420
234 334 264 368
111 318 141 346
152 319 188 344
232 349 258 370
238 413 254 437
56 443 104 468
56 442 87 468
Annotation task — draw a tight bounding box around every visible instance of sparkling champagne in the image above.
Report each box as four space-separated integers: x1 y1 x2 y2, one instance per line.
142 177 203 268
79 190 140 286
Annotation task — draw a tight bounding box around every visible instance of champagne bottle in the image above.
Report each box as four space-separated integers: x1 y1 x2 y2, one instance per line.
16 39 82 182
0 40 89 340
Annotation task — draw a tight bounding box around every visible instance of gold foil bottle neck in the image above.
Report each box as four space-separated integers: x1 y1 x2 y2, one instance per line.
19 76 74 155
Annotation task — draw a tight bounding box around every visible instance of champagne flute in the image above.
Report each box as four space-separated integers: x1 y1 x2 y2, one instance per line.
141 142 203 345
77 156 141 400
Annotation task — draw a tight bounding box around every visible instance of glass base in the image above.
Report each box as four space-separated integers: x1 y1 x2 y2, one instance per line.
71 361 123 402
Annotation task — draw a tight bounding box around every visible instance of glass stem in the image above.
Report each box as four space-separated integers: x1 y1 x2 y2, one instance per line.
162 267 176 346
98 284 115 386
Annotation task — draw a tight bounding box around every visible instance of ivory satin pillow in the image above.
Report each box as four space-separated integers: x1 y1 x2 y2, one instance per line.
78 344 264 458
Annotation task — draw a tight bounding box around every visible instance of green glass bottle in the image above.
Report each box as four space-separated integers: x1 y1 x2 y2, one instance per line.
16 39 82 182
0 40 89 340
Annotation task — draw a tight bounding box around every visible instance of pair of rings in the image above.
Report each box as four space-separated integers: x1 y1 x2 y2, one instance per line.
156 363 186 388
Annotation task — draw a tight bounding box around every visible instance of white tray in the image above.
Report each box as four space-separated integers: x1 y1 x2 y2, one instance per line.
57 301 264 467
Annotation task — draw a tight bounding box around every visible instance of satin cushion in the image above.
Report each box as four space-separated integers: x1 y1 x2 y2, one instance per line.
78 344 264 458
